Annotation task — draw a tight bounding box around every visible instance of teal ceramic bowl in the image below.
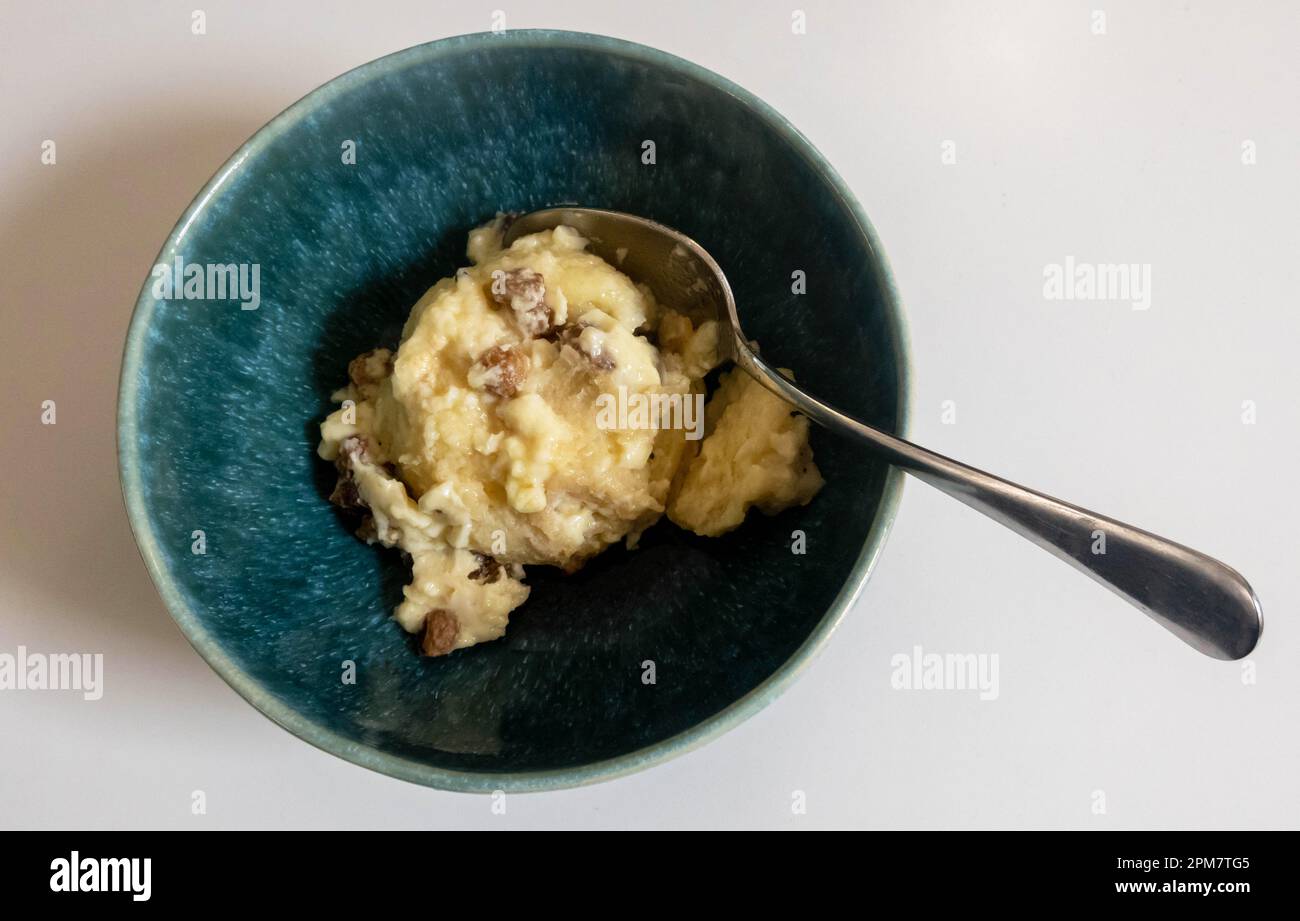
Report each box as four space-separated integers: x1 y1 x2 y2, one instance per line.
118 31 910 792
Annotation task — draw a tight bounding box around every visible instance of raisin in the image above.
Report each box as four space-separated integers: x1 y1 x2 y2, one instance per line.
524 306 555 338
328 475 362 509
557 323 615 371
329 436 370 509
490 268 553 338
347 348 393 395
338 435 369 464
467 552 502 584
585 345 616 371
469 345 529 399
490 267 544 310
420 610 460 657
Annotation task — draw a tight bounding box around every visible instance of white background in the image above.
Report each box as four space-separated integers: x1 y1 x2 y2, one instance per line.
2 0 1296 829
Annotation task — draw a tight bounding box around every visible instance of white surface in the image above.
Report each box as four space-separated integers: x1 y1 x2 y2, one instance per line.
1 0 1297 829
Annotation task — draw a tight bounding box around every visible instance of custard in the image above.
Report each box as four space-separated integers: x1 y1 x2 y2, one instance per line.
319 217 822 655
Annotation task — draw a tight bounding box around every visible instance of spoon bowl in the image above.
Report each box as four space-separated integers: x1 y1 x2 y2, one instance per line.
507 207 741 359
508 206 1264 661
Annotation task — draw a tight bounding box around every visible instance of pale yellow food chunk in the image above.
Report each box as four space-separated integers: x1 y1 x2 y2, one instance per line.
318 217 824 655
667 368 824 537
368 222 674 570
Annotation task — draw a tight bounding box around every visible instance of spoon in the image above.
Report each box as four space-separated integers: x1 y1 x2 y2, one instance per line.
504 207 1263 660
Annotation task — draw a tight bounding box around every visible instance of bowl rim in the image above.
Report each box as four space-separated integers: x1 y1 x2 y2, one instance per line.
117 29 913 794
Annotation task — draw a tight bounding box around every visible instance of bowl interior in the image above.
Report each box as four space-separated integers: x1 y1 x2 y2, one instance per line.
121 33 906 789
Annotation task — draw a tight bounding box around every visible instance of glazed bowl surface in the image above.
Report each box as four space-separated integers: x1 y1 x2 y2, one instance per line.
118 30 910 791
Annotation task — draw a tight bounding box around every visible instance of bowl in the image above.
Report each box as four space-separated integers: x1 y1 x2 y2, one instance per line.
118 30 910 792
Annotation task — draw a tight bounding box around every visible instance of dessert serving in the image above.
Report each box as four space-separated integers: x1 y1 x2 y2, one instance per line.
318 216 823 656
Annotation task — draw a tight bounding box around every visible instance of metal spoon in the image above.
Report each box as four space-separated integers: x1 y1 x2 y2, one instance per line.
504 207 1262 660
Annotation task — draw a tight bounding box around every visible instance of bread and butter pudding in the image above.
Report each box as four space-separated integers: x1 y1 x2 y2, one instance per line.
318 216 823 656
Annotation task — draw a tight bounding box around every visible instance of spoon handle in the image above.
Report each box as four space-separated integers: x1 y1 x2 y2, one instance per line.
737 346 1262 660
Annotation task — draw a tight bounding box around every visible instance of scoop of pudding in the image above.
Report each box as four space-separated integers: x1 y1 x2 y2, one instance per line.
668 367 824 537
319 217 822 655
